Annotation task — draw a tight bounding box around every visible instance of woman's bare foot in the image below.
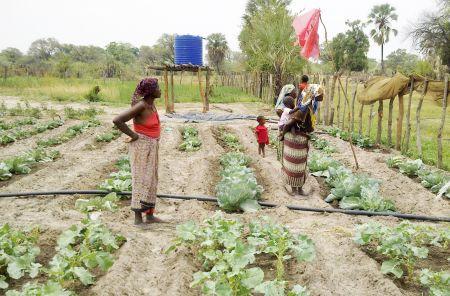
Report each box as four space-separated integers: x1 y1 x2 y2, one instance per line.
134 212 143 225
293 187 309 198
145 214 164 224
284 184 294 196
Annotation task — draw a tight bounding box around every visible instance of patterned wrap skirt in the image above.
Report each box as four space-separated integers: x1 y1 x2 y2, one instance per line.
129 134 159 213
281 131 309 188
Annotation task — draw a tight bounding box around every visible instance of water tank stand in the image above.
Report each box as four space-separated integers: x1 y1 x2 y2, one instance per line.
147 65 212 114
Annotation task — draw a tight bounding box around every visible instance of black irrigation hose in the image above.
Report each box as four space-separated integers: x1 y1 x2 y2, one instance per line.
0 190 448 222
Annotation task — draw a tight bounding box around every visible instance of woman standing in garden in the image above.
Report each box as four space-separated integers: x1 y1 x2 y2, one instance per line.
278 76 324 197
113 78 162 225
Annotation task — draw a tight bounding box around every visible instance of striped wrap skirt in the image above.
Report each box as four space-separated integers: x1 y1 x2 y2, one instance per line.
129 134 159 213
281 131 309 188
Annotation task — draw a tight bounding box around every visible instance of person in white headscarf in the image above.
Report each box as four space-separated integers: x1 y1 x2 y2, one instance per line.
275 84 297 117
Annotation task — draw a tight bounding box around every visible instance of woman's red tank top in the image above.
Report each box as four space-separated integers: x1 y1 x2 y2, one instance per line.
133 111 161 139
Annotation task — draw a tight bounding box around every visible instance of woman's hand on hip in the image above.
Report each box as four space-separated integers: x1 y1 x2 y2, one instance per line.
125 133 139 143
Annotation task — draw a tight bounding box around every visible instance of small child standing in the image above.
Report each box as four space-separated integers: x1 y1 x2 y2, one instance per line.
255 115 269 157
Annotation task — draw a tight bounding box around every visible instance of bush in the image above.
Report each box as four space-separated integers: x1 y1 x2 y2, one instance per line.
84 86 102 102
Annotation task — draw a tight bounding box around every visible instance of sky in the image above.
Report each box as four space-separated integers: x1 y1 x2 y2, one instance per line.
0 0 437 61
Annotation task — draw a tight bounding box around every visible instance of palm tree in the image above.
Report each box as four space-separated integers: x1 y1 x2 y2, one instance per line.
367 4 398 74
206 33 229 74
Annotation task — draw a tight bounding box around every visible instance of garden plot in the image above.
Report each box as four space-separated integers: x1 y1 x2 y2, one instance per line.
0 99 449 296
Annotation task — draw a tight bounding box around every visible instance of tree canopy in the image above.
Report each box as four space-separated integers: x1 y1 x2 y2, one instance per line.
239 0 305 94
322 20 369 72
206 33 229 74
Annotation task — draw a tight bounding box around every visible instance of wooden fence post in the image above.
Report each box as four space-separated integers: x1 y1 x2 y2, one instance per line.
269 74 274 106
329 74 337 125
376 100 384 145
387 97 394 147
358 104 364 136
350 81 357 133
336 83 341 126
170 71 175 113
396 94 404 151
322 77 327 126
258 72 263 99
367 104 374 138
403 77 415 153
198 69 206 113
416 80 428 158
205 68 211 112
437 75 448 168
164 69 170 113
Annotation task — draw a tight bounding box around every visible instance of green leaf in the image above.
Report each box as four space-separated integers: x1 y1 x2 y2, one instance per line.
381 260 403 278
7 261 24 279
255 280 286 296
288 285 310 296
215 282 233 296
239 199 261 212
241 267 264 289
0 275 8 289
293 235 316 262
96 252 114 271
72 266 94 285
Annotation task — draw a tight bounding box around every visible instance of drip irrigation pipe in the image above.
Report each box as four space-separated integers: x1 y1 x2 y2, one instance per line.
0 190 448 222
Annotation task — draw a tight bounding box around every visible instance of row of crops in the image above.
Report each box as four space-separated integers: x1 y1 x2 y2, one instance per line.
309 137 396 211
167 213 314 295
1 196 125 295
386 156 450 199
355 222 449 295
0 103 123 182
215 127 263 212
324 126 374 148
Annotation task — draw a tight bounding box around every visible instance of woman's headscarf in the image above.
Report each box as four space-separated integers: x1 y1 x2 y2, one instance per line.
275 84 295 110
131 78 159 106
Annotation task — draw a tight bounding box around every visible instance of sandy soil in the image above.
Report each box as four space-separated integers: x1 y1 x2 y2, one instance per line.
0 96 448 296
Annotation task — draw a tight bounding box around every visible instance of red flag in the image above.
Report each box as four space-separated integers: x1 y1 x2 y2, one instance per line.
292 9 321 60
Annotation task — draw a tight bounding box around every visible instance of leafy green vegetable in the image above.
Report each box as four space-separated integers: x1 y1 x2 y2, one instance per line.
386 156 404 168
168 213 313 296
75 193 119 214
216 165 262 212
308 152 341 178
310 152 395 212
63 107 103 120
0 163 12 180
0 224 41 289
48 219 125 286
219 152 251 168
37 120 100 148
398 159 423 176
5 281 73 296
419 269 450 296
95 129 121 142
355 222 449 280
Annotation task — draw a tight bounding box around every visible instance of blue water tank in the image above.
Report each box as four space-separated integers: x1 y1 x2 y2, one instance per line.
174 35 203 66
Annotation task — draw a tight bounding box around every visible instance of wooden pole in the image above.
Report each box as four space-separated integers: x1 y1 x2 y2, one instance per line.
358 104 364 136
163 68 170 113
387 97 394 147
396 94 404 151
416 80 428 158
338 77 359 169
269 74 274 106
395 94 404 150
205 68 211 112
322 77 327 126
437 75 448 169
324 76 330 125
376 100 384 145
367 104 374 138
336 83 341 126
329 74 337 125
350 81 357 133
198 69 206 113
170 70 175 113
403 77 414 153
